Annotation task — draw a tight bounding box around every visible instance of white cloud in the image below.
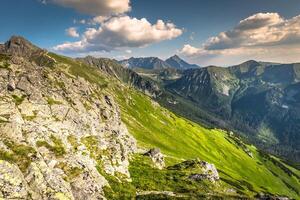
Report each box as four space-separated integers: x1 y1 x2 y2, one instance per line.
180 13 300 66
91 16 109 24
180 44 202 56
203 13 294 50
54 16 183 53
50 0 131 16
66 27 79 37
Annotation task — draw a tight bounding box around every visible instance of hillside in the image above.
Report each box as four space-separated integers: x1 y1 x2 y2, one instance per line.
0 37 299 199
164 60 300 164
77 56 161 98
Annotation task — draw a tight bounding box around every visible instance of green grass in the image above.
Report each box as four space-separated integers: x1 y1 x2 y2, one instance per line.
55 162 83 182
22 110 38 121
101 154 248 199
129 155 238 199
0 54 10 69
12 94 26 105
0 139 36 172
112 86 300 199
67 135 80 151
46 97 62 105
36 135 66 157
47 53 300 199
49 53 108 88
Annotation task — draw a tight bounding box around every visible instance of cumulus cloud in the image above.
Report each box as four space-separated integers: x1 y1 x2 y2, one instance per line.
66 27 79 37
91 16 110 24
50 0 130 16
54 16 183 52
180 44 202 56
180 13 300 66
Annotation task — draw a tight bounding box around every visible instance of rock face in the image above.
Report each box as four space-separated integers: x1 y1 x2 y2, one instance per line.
168 159 219 182
0 36 55 67
189 161 219 182
3 36 40 57
144 148 165 169
0 37 137 199
0 160 30 199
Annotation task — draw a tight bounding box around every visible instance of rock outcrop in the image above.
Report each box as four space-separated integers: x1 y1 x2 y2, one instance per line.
0 36 137 199
169 159 219 182
0 36 55 67
0 160 30 199
144 148 165 169
189 160 219 182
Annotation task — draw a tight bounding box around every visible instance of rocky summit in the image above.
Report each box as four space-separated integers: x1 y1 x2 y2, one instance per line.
0 37 300 200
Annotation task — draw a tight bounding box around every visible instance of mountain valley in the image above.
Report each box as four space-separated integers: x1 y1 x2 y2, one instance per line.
0 36 299 199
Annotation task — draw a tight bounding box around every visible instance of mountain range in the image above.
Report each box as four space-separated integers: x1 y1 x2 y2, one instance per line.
119 54 200 70
0 36 300 199
122 58 299 165
119 54 300 164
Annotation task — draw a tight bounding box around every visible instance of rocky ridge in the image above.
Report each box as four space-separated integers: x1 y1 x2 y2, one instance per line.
0 36 137 199
78 56 161 98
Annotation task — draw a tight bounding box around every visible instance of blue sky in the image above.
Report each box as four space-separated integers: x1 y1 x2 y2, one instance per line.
1 0 300 66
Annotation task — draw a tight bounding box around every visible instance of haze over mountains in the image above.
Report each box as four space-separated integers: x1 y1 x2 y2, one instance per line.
119 55 200 70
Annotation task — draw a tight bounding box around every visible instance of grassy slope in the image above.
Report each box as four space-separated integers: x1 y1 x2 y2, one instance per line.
112 86 300 199
49 53 300 199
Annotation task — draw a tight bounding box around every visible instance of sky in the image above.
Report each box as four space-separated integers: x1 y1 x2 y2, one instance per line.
1 0 300 66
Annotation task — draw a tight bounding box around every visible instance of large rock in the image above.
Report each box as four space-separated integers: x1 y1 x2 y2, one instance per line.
0 39 137 199
0 160 30 199
189 160 219 182
169 159 219 182
144 148 165 169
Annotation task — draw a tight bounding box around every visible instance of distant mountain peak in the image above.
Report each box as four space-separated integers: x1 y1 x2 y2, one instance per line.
165 55 199 69
119 55 200 70
240 60 261 66
119 57 171 69
170 54 181 60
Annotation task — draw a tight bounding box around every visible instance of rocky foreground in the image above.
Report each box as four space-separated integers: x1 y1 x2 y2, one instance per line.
0 36 138 199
